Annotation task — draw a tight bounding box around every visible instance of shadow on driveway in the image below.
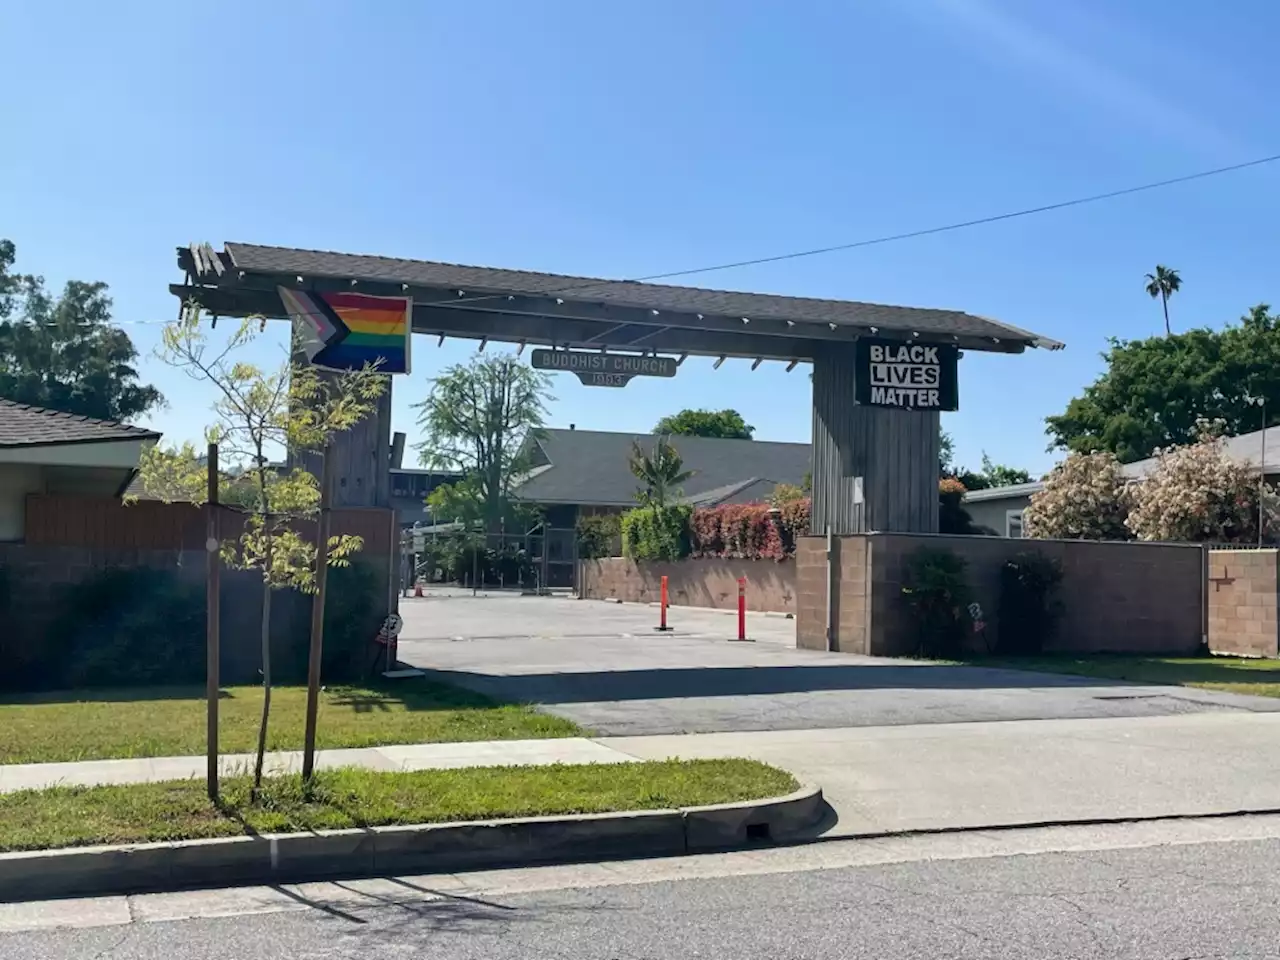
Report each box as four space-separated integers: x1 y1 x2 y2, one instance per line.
409 661 1140 706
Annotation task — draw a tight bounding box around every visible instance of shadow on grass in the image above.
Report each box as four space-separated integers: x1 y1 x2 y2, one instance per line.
325 680 503 714
0 685 234 707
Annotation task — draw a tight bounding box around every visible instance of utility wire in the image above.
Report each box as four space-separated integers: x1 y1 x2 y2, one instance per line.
410 150 1280 311
7 150 1280 327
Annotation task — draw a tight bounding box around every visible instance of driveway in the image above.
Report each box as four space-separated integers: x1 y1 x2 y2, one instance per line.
396 591 1280 736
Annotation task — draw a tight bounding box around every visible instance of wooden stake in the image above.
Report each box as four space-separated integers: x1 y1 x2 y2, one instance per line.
301 444 334 782
206 442 221 801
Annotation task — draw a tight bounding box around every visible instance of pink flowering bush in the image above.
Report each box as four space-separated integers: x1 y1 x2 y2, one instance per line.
689 500 810 561
1126 421 1277 543
1023 451 1132 541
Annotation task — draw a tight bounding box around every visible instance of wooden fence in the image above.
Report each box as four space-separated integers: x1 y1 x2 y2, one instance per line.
23 495 396 556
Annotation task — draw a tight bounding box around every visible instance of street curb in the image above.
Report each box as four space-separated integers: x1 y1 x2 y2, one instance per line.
0 783 823 902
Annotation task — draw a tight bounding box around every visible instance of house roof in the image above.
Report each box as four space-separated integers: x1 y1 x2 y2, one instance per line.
214 243 1064 351
0 400 159 449
513 428 810 507
961 424 1280 505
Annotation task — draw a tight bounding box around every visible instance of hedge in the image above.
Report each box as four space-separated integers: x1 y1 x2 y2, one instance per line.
615 498 812 563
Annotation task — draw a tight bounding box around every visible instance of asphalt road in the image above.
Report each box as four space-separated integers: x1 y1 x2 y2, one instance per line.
9 816 1280 958
396 592 1280 735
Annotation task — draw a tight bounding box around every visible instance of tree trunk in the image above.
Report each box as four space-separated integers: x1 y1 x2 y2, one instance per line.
1162 293 1171 337
252 535 274 798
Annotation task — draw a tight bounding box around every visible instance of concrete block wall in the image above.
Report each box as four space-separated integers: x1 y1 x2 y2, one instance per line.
1208 550 1280 658
794 536 870 653
797 533 1205 658
579 557 797 614
868 534 1204 656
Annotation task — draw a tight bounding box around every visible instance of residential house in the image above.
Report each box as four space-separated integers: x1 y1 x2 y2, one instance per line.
0 400 159 541
510 426 809 585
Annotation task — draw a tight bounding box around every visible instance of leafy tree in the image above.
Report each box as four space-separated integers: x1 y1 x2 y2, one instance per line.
0 239 162 421
629 435 694 507
1046 305 1280 462
132 304 385 795
653 408 754 439
939 429 956 475
1023 452 1133 541
415 354 551 532
940 431 1031 490
1126 420 1278 543
770 482 807 506
1145 264 1182 337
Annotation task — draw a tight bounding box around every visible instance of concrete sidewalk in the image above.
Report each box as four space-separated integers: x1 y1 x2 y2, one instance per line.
6 713 1280 839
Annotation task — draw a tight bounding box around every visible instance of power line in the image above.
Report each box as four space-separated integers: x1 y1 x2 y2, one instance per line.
630 152 1280 283
8 150 1279 329
420 150 1280 310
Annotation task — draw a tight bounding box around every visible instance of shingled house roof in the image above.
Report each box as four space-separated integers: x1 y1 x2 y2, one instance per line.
513 428 810 507
211 243 1064 350
0 399 159 448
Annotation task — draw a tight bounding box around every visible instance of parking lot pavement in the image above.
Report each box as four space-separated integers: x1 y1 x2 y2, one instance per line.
396 592 1280 737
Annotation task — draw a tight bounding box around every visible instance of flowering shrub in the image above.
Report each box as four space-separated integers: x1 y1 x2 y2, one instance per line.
777 497 811 553
1126 423 1277 543
939 477 978 534
1023 451 1132 541
690 503 785 560
688 499 811 561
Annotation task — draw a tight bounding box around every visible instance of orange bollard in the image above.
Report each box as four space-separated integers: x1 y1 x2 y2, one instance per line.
737 578 747 640
655 575 673 632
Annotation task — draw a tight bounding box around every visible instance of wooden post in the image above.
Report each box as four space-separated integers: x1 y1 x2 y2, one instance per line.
205 442 221 801
301 444 334 782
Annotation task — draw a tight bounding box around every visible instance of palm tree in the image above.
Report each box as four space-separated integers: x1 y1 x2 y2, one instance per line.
1144 265 1182 337
629 435 693 507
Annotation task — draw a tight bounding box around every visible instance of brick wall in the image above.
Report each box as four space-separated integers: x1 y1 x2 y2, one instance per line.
1208 550 1279 658
579 557 797 614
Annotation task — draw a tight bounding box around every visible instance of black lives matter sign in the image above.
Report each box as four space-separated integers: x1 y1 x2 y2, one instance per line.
854 338 959 411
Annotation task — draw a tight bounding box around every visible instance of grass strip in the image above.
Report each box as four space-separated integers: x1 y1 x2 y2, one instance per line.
0 680 581 765
972 654 1280 699
0 760 798 853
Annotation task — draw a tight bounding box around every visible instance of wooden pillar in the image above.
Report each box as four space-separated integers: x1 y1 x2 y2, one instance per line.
288 351 393 509
811 344 940 534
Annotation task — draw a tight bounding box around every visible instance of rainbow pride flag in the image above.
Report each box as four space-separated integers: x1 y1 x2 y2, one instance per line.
278 287 412 374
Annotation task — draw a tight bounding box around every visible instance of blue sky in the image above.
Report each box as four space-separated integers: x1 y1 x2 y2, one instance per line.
3 0 1279 475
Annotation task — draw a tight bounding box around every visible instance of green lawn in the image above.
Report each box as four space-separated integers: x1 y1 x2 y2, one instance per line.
974 654 1280 698
0 680 582 765
0 760 798 853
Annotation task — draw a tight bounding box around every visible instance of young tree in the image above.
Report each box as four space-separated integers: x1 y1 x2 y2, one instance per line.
652 408 754 439
133 304 385 795
1126 421 1277 543
1046 305 1280 461
1144 264 1182 337
0 239 162 420
415 354 551 532
629 436 694 507
1023 451 1133 541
